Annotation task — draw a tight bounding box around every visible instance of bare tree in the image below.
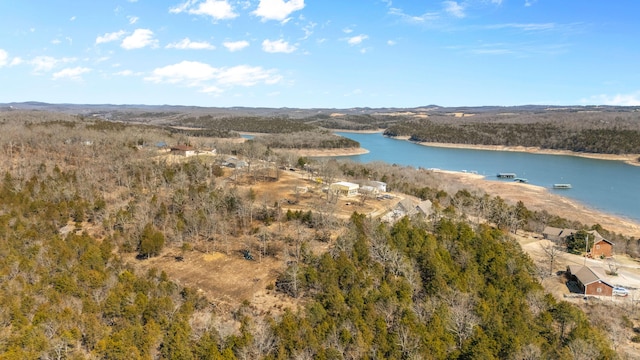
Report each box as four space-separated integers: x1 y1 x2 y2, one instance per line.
605 257 620 275
540 241 563 277
510 343 542 360
396 324 422 359
445 291 479 348
567 338 600 360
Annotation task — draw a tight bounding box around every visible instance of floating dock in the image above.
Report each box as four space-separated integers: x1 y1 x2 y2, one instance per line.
553 183 572 189
497 173 516 178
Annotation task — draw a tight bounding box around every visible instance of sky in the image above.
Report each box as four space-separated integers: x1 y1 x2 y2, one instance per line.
1 0 639 108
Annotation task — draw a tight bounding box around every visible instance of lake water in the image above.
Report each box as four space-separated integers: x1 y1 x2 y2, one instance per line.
334 132 640 222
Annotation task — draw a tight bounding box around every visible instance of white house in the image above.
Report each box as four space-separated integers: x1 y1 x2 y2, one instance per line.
368 181 387 192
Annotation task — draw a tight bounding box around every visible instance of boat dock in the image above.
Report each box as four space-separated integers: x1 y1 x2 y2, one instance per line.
553 183 572 189
497 173 516 179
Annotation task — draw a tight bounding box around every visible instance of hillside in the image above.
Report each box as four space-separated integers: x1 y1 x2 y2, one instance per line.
0 109 637 358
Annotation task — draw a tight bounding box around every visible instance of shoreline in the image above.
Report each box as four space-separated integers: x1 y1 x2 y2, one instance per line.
331 128 386 134
433 169 640 238
291 147 370 157
331 131 640 166
399 137 640 166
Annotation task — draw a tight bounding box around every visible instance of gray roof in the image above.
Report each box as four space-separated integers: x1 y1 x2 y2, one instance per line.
567 265 612 287
416 200 433 216
397 199 417 214
587 230 614 245
542 227 577 240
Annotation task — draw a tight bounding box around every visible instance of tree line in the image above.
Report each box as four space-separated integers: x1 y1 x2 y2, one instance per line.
384 111 640 155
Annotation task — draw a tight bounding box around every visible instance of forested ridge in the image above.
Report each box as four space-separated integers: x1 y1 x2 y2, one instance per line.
383 111 640 155
179 115 317 134
0 110 632 358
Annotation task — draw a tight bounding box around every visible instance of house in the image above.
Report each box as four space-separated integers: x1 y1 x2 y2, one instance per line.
368 181 387 193
359 185 377 194
170 145 196 157
542 226 577 242
588 230 614 258
542 227 614 257
329 181 359 197
223 156 247 168
566 265 614 296
416 200 433 217
397 198 418 216
381 198 417 223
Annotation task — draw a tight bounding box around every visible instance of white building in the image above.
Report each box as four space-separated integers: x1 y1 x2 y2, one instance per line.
329 181 359 197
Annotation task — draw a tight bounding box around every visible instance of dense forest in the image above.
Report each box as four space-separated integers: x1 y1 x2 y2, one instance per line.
251 130 360 150
178 115 317 134
0 110 637 358
383 111 640 155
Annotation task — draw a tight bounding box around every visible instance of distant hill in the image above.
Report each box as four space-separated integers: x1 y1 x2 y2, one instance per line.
3 101 638 119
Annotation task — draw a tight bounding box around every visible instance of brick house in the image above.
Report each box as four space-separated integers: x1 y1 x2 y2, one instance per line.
588 230 614 258
566 265 614 296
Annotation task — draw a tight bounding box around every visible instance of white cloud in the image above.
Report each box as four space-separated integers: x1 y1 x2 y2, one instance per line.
486 23 555 31
387 40 396 46
96 30 127 44
30 56 76 73
128 16 139 24
346 34 368 46
146 61 217 85
70 16 76 21
200 85 223 94
388 6 439 24
301 21 316 39
145 61 282 91
51 39 62 45
0 49 8 67
166 38 215 50
525 0 538 7
10 57 23 66
262 39 296 53
217 65 282 86
584 92 640 106
253 0 304 22
443 1 465 18
170 0 237 20
121 29 158 49
52 67 91 81
223 40 250 52
114 70 134 76
343 27 353 34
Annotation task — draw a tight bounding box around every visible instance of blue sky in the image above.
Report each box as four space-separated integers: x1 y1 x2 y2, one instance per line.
1 0 639 108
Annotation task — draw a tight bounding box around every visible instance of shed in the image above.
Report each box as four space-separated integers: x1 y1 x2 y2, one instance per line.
329 181 359 197
566 265 614 296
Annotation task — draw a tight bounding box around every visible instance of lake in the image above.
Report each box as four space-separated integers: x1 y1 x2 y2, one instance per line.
334 132 640 222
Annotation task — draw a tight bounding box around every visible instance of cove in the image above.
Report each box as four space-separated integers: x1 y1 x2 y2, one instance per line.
334 132 640 223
